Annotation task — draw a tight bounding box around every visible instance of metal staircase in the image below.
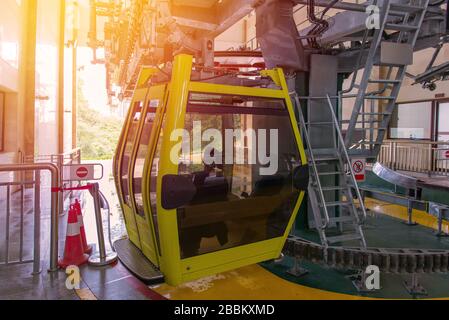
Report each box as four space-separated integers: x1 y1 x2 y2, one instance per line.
295 95 368 248
344 0 430 159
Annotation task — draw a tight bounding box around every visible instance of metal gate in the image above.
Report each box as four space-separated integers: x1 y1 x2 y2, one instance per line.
0 164 59 274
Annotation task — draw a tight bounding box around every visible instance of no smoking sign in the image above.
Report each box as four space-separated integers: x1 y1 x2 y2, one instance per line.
351 158 366 182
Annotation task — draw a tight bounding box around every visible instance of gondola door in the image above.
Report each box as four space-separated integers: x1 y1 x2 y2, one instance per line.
128 84 168 266
115 89 147 249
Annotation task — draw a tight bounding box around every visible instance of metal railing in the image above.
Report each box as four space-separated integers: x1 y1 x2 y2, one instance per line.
245 37 260 51
378 140 449 176
433 147 449 176
294 94 331 230
23 148 81 165
0 164 60 274
23 148 81 214
327 95 368 224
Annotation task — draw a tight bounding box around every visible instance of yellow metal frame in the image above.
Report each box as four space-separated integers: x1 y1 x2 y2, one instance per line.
127 84 167 266
116 54 308 286
114 71 150 249
114 65 168 252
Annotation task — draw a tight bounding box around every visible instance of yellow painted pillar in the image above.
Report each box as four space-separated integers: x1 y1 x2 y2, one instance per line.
58 0 66 154
158 54 193 285
18 0 38 159
66 0 79 150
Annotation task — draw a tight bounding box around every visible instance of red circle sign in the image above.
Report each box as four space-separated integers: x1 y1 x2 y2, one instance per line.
352 160 364 174
445 150 449 159
76 167 89 179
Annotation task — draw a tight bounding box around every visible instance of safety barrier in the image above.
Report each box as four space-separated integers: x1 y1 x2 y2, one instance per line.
23 148 81 214
0 164 60 274
378 140 449 177
433 147 449 176
245 37 260 51
53 181 117 267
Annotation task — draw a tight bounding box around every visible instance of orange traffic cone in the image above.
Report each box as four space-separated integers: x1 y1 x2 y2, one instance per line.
74 199 93 255
58 205 89 269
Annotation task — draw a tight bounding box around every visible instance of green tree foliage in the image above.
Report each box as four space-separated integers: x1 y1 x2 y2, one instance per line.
77 104 123 160
76 75 124 160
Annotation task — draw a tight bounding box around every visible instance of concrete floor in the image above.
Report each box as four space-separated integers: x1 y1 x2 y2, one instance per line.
0 258 166 300
1 160 448 300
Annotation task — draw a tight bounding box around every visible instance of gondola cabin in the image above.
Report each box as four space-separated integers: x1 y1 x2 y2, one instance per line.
113 54 309 285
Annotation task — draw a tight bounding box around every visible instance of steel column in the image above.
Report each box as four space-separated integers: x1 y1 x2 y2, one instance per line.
58 0 66 155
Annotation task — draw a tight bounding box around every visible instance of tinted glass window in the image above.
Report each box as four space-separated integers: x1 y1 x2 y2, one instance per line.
149 114 166 254
177 94 301 259
132 100 159 216
188 93 286 110
120 101 143 206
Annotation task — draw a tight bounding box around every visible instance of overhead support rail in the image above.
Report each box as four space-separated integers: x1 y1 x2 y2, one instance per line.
292 0 443 14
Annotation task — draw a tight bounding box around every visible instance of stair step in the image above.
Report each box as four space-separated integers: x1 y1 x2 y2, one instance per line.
114 239 165 284
365 96 396 100
375 62 407 67
368 79 401 84
359 112 391 116
347 151 379 157
349 142 383 146
320 186 347 192
306 122 335 126
385 23 420 32
327 233 362 244
320 201 351 207
329 216 355 224
389 3 425 13
314 155 339 162
314 162 337 167
353 127 387 131
318 171 344 176
342 120 383 124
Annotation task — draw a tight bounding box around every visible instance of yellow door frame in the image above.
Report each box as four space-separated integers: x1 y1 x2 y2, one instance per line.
113 97 134 239
156 54 193 285
127 82 167 265
114 68 156 248
141 83 172 266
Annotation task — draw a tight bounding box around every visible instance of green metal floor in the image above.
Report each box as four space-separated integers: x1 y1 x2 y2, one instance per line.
262 211 449 299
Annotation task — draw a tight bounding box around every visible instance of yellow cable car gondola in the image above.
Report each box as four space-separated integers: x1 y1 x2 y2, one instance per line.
113 54 309 286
